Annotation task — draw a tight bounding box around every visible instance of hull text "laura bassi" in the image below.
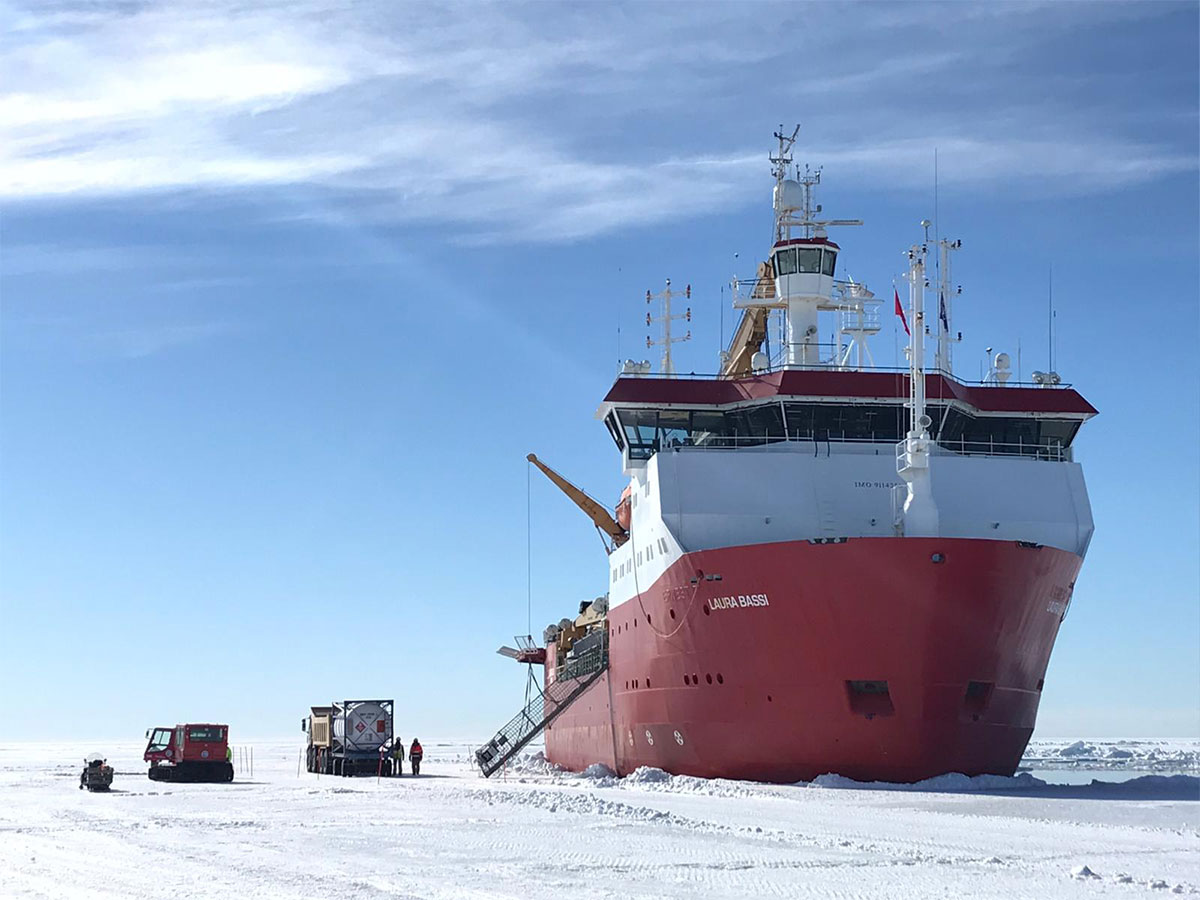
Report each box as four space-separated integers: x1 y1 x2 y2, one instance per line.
708 594 770 610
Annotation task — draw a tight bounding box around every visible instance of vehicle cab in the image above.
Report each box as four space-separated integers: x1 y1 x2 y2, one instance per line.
144 723 229 764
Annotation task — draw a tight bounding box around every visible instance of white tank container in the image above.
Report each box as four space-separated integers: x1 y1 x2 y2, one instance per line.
333 701 392 751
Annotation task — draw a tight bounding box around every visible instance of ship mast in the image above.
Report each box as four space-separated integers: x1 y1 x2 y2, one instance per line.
934 237 962 374
897 225 938 538
646 280 691 376
769 125 863 369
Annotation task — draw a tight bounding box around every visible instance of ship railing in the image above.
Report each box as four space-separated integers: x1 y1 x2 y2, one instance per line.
665 434 1071 462
620 363 1073 389
474 642 609 778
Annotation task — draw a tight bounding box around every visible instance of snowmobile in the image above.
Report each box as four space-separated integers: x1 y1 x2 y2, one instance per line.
79 755 113 792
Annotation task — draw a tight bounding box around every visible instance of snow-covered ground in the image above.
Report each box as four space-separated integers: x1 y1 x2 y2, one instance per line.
2 739 1196 899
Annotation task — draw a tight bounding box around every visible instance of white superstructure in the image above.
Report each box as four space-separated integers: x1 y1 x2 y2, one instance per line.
599 126 1095 612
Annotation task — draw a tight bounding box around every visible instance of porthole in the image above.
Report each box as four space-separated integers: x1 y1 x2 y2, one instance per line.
646 678 651 688
669 609 676 619
702 605 711 616
716 673 724 684
683 675 690 685
767 695 773 702
706 674 713 685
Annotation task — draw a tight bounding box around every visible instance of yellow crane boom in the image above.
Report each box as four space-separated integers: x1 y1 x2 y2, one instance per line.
527 453 628 547
722 259 776 377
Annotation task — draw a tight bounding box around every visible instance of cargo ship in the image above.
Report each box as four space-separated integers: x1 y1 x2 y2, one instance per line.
477 128 1096 783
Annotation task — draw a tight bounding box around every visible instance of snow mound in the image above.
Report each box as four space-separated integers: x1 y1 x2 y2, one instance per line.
625 766 672 784
612 766 761 798
807 771 1199 799
808 772 1047 792
501 751 565 777
580 762 616 779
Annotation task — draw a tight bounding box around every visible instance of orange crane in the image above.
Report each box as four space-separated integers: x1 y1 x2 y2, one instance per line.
722 259 777 377
526 453 628 548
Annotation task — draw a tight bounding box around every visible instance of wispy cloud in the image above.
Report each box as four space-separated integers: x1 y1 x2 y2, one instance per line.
88 321 238 359
1 1 1194 242
5 311 240 360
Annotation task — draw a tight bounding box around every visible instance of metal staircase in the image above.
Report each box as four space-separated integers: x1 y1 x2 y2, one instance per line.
475 642 608 777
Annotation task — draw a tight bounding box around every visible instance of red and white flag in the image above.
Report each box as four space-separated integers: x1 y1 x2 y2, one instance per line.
894 288 911 336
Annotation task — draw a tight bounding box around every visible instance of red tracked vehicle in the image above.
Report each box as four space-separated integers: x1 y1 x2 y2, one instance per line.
144 723 234 782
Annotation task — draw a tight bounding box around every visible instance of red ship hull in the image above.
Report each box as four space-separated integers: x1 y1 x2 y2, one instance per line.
545 537 1080 783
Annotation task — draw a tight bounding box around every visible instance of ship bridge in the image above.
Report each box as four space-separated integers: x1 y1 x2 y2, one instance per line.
600 369 1097 470
771 237 839 299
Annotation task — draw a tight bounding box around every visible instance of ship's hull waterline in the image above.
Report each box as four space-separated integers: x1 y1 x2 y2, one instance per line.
544 536 1080 783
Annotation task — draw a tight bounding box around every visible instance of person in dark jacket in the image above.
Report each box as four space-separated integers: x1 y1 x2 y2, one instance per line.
409 739 423 776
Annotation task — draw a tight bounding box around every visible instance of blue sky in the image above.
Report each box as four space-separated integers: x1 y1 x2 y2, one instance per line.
1 1 1196 742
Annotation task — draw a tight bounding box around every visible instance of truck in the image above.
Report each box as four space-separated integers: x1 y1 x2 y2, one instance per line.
302 700 395 776
143 723 234 782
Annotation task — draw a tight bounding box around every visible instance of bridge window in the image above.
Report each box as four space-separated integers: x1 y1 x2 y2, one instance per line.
932 409 1079 457
821 248 837 277
621 410 659 460
613 404 1079 458
726 404 784 441
657 410 691 449
796 248 822 274
784 402 904 442
604 411 625 451
775 247 797 275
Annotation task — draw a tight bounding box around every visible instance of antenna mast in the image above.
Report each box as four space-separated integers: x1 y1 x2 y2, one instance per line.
646 279 691 376
770 125 800 242
896 224 938 538
934 238 962 374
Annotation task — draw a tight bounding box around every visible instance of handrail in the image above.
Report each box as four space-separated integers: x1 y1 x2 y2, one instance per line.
658 434 1071 462
616 364 1073 389
474 642 609 778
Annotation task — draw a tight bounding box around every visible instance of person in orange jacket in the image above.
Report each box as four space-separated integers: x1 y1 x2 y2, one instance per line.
409 739 423 776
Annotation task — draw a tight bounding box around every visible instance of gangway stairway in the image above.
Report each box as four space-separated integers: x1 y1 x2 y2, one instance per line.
475 643 608 777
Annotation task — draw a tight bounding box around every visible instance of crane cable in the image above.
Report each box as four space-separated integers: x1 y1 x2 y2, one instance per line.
526 460 532 638
627 521 705 641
